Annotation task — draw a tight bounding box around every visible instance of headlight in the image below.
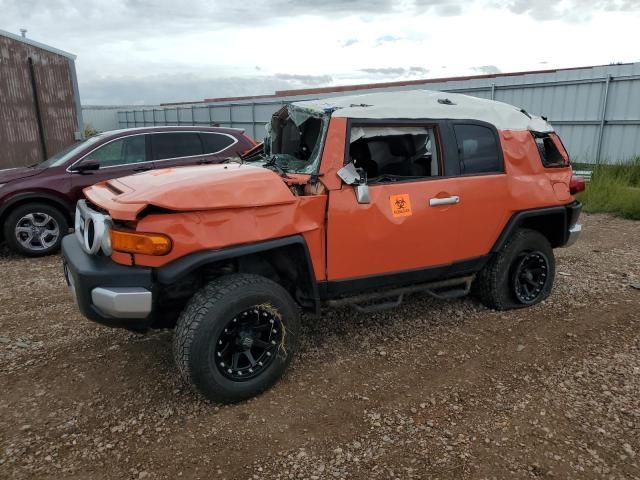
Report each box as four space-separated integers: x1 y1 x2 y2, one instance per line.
75 200 112 255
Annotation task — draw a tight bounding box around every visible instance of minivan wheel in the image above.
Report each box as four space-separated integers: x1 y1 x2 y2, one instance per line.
473 228 555 311
3 203 68 257
174 274 300 403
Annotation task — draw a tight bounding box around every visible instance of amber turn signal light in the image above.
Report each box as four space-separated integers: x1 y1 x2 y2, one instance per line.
110 229 172 256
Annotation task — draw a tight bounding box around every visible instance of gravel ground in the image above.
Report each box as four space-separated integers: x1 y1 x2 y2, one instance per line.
0 213 639 480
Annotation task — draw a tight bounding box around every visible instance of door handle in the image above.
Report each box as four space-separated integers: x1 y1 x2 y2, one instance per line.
133 166 152 172
429 195 460 206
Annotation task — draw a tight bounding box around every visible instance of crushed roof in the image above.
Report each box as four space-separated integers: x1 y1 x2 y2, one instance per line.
292 89 554 132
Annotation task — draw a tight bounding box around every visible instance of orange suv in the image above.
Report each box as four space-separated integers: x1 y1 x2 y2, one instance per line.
62 90 584 403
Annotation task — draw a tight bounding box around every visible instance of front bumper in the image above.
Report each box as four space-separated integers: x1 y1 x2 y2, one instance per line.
61 234 155 330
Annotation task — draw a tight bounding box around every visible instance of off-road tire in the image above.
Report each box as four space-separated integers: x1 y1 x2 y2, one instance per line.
173 273 300 403
473 228 555 310
3 202 68 257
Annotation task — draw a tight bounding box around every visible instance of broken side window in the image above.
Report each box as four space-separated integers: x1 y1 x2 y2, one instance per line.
532 131 569 167
348 125 440 184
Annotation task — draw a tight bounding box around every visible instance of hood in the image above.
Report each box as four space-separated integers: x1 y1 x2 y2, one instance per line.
86 163 297 220
0 166 43 184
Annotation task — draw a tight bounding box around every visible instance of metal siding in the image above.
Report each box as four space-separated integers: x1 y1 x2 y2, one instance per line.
192 106 210 124
106 62 640 163
0 35 79 168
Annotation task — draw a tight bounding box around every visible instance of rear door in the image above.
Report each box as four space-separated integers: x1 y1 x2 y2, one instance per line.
69 134 153 202
449 122 511 260
150 131 207 168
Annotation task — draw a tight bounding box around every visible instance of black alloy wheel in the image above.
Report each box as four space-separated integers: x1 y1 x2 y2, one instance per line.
174 273 300 403
214 306 283 381
512 251 550 304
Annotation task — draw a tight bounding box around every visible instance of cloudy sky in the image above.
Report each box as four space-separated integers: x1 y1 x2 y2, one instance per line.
1 0 638 105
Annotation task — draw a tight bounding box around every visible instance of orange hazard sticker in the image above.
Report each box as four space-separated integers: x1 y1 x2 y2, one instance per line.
390 194 412 217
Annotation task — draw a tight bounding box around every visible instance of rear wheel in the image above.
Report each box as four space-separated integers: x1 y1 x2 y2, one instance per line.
3 203 68 257
173 273 300 403
473 228 555 310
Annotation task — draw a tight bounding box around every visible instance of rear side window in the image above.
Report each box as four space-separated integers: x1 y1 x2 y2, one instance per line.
152 133 203 160
453 124 502 174
201 133 236 154
533 132 568 167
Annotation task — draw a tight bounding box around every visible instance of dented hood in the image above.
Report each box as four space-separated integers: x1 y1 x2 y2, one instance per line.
86 163 296 219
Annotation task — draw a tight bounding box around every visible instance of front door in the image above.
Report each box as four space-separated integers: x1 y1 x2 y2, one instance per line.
326 123 462 283
326 179 462 282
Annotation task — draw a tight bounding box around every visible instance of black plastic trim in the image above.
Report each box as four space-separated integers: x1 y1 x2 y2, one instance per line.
155 235 320 313
492 201 582 252
318 255 487 300
61 234 154 329
566 201 582 228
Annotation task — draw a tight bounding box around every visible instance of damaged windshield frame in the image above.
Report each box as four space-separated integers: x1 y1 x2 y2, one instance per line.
246 105 329 175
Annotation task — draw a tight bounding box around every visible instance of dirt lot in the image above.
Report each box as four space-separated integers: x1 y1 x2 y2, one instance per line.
1 213 639 480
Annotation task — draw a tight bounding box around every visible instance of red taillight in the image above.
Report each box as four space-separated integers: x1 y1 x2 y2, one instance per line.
570 175 586 195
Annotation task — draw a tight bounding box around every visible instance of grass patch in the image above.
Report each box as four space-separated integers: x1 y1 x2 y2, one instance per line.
577 157 640 220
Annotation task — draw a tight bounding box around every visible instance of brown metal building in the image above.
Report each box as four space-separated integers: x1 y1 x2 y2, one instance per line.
0 29 83 169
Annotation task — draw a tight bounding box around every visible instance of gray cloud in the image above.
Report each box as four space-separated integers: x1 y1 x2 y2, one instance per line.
472 65 501 74
360 67 408 76
273 73 333 85
359 66 430 78
375 34 402 46
1 0 398 36
80 73 332 105
341 38 359 47
495 0 640 21
434 3 462 15
413 0 464 14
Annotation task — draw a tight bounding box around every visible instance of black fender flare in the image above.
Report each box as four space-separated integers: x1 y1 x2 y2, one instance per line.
491 202 580 252
155 235 320 314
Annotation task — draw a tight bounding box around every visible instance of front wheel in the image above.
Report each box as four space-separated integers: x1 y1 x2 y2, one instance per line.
473 228 555 310
173 274 300 403
3 203 68 256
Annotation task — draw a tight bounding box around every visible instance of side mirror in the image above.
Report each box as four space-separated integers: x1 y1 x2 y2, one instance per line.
337 162 361 185
337 162 370 204
70 160 100 174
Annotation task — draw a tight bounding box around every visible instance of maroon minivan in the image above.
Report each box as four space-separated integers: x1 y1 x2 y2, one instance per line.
0 126 255 256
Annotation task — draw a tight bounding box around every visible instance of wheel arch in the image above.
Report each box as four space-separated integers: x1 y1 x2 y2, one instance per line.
0 192 74 223
156 235 320 314
492 206 568 252
0 193 74 241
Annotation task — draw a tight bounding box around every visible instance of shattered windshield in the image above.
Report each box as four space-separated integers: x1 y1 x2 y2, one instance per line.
246 105 328 174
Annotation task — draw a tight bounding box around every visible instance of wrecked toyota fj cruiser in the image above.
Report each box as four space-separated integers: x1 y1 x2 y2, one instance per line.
62 90 584 403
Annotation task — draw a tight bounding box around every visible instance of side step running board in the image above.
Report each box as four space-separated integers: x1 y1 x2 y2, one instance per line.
325 275 475 313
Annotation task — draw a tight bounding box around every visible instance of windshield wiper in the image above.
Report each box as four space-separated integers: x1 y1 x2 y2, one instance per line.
263 155 290 177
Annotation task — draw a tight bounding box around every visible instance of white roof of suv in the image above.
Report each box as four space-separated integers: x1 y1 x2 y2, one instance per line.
294 89 554 132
